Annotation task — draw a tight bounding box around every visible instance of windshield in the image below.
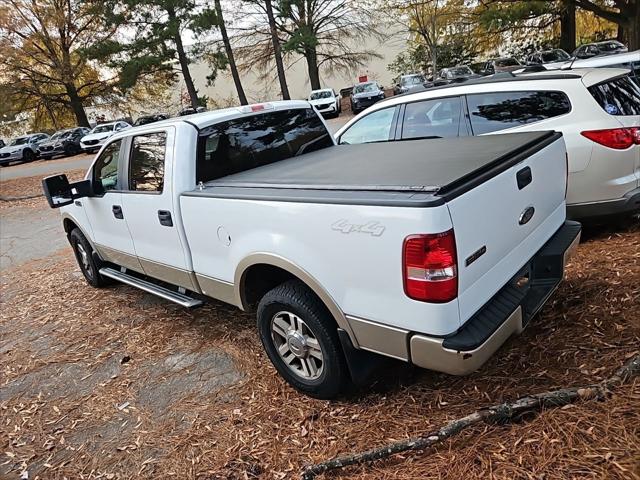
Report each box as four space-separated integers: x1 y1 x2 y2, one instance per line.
10 137 29 146
496 58 519 67
52 130 72 140
541 50 570 62
401 75 425 85
600 41 624 52
92 124 114 134
353 82 378 94
310 90 333 100
447 67 473 77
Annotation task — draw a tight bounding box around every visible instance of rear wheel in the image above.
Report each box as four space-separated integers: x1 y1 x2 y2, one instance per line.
69 228 109 288
257 280 349 399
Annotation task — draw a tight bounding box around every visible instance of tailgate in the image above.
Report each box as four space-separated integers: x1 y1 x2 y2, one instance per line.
444 132 568 323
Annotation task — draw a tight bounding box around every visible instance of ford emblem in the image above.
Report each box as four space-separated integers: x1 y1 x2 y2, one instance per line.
519 206 535 225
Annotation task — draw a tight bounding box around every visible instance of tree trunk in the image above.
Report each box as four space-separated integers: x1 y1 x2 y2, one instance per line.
170 17 200 109
627 8 640 50
559 0 576 53
265 0 290 100
65 83 89 127
215 0 248 105
305 46 321 90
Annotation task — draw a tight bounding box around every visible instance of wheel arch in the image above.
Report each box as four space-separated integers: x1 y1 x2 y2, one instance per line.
234 253 358 345
61 213 102 261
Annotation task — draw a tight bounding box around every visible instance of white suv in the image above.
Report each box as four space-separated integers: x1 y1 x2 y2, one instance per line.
335 69 640 220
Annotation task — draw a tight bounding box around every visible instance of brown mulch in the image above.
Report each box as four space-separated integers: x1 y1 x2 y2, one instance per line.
1 218 639 479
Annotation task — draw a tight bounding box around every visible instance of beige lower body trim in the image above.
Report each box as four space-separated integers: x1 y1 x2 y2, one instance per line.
138 258 201 293
195 274 236 306
410 307 523 375
95 244 144 273
346 315 409 361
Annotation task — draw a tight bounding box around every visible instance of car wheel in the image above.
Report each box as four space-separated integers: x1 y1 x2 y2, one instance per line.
257 279 349 399
69 228 110 288
22 149 35 162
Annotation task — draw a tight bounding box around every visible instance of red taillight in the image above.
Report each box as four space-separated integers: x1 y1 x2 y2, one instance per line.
403 230 458 303
580 127 640 150
251 104 266 112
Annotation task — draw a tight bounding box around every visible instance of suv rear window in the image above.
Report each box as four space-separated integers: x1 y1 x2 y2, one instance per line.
467 91 571 134
196 108 332 183
588 76 640 115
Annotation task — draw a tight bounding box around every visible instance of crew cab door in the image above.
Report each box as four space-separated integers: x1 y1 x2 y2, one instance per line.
83 139 142 271
119 128 196 291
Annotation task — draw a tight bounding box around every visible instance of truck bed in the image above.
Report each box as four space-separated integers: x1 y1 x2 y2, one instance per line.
184 131 561 207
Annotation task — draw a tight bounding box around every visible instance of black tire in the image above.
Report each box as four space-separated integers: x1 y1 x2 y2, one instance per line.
69 228 109 288
22 149 35 162
257 280 349 399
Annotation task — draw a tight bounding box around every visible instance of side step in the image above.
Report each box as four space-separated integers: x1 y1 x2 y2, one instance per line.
99 267 203 308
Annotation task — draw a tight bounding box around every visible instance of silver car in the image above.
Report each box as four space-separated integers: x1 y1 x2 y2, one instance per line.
0 133 49 166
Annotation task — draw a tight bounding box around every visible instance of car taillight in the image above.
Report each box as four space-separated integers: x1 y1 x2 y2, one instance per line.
580 127 640 150
403 230 458 303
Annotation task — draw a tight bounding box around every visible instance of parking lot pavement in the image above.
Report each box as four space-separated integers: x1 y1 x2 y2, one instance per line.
0 153 95 181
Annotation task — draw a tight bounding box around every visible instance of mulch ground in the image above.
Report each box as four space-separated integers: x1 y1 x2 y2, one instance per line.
0 170 86 211
1 204 638 478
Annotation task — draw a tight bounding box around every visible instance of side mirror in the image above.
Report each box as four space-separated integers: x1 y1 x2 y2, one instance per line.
42 174 94 209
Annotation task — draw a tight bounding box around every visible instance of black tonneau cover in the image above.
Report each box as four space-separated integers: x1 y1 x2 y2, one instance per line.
185 131 561 207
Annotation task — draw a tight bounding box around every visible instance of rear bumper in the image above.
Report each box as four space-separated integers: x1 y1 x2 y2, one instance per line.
410 220 581 374
346 220 582 375
567 187 640 220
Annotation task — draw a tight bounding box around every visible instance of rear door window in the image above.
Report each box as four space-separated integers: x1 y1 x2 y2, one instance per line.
197 108 333 183
128 133 167 192
338 107 396 145
401 96 463 139
466 91 571 134
588 76 640 115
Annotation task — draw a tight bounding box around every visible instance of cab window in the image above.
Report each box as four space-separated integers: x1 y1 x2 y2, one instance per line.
338 107 396 145
93 140 122 191
128 133 167 192
196 108 332 183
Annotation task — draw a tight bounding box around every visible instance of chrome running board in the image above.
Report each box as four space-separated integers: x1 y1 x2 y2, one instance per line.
99 267 203 308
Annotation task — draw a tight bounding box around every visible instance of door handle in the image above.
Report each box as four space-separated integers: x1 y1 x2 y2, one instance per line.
112 205 123 219
158 210 173 227
516 166 532 190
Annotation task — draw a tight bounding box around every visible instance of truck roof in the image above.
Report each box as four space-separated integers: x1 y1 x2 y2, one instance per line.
165 100 311 130
186 131 560 207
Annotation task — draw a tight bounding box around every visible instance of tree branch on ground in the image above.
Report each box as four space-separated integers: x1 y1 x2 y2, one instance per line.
301 352 640 480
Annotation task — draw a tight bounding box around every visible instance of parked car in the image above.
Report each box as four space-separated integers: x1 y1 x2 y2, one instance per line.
350 81 385 114
393 74 427 95
433 66 480 86
38 127 90 160
307 88 341 117
573 40 628 59
178 106 207 116
479 57 522 75
335 68 640 221
133 113 170 126
44 100 580 399
0 139 5 149
0 133 49 165
80 121 131 153
557 50 640 86
526 49 571 65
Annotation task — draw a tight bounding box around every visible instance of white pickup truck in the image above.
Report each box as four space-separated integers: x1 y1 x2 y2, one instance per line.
43 101 581 399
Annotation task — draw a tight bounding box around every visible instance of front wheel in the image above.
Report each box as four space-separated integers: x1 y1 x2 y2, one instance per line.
257 280 349 399
69 228 110 288
22 149 35 162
